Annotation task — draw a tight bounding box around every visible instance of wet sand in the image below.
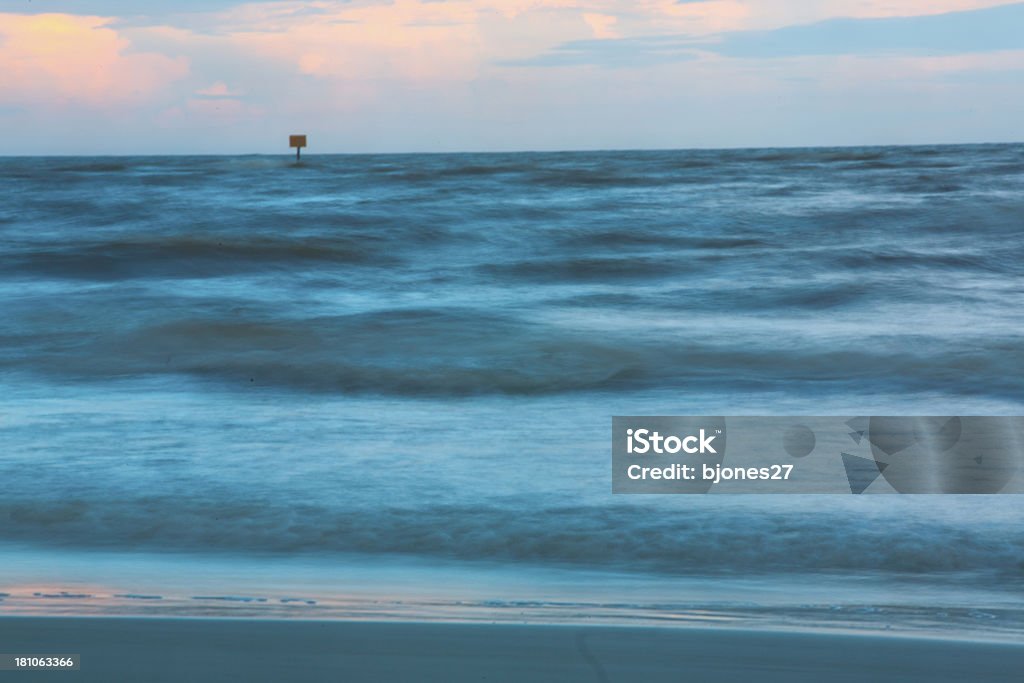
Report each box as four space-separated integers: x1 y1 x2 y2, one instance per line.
1 617 1022 682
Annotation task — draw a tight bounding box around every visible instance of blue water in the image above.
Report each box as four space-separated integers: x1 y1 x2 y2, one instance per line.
1 145 1023 633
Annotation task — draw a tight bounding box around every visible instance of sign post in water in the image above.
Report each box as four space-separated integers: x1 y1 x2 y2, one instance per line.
289 135 307 161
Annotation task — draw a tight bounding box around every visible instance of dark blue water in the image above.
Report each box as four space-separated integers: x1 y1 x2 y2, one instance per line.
1 146 1023 617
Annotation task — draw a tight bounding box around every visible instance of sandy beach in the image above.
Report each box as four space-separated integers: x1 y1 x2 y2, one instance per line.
2 617 1022 682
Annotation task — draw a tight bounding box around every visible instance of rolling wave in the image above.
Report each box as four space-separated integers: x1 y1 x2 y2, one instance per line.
3 305 1022 397
1 498 1021 576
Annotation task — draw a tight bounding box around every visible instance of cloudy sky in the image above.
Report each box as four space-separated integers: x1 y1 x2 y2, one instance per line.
1 1 1022 154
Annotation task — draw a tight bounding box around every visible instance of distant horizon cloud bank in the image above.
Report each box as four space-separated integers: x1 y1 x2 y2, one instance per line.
0 1 1022 154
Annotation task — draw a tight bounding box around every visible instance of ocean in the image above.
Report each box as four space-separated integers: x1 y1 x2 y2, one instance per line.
1 144 1022 637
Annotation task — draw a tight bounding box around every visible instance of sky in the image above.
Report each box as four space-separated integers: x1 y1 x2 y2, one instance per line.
0 0 1022 154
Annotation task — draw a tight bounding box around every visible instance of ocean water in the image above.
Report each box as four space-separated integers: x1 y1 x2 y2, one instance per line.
1 145 1023 636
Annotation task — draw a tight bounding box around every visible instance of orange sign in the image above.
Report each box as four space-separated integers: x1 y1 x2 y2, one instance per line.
289 135 307 148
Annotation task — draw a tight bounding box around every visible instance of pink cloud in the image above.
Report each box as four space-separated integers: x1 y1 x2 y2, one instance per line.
0 13 188 107
195 81 244 98
583 13 619 39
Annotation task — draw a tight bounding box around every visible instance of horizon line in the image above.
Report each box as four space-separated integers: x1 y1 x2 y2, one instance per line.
1 139 1021 159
